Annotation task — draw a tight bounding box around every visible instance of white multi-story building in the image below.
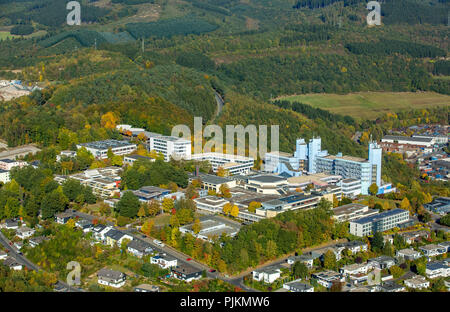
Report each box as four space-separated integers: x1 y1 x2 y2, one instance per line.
54 167 122 198
332 203 378 223
338 178 362 198
193 196 229 214
0 169 10 184
190 152 254 175
149 136 191 161
76 140 137 159
349 208 410 237
0 159 27 171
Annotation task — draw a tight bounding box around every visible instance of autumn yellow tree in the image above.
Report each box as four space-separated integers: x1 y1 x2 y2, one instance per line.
217 167 228 177
230 205 239 217
162 198 174 213
141 219 154 236
400 197 413 215
100 111 119 129
247 201 261 213
137 206 146 219
192 218 201 234
223 203 232 215
219 184 231 198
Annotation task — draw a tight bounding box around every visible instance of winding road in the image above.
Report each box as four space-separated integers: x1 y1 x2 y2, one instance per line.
0 230 82 292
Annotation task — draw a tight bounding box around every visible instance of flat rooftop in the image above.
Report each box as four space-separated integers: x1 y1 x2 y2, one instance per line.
333 203 368 215
193 173 233 185
382 135 433 143
248 175 287 183
352 208 408 225
78 140 135 150
322 154 367 163
287 172 337 184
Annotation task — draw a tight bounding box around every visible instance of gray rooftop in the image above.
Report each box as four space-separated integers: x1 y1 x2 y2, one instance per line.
248 175 287 183
97 268 125 280
352 208 408 225
78 140 135 150
382 135 433 143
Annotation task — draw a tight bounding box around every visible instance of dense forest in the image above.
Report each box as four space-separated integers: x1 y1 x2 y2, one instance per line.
346 40 447 58
0 0 447 163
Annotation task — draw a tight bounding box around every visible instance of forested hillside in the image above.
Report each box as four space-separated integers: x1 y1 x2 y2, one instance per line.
0 0 448 156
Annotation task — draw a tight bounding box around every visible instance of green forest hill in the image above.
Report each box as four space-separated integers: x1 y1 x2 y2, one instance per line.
0 0 448 162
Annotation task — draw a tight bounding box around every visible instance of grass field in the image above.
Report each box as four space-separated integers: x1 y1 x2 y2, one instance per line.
276 91 450 119
0 30 47 41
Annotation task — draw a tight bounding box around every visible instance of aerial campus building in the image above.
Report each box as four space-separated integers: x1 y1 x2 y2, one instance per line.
349 208 412 237
76 140 137 160
264 137 389 195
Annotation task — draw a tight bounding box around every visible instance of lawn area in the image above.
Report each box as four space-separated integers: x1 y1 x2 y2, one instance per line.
152 213 171 228
0 30 47 41
276 91 450 120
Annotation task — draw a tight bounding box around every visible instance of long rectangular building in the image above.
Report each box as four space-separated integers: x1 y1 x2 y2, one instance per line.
190 152 254 175
349 208 410 237
148 136 191 162
77 140 137 159
381 135 434 147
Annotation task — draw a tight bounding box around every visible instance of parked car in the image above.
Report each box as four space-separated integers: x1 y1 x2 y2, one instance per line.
153 239 165 248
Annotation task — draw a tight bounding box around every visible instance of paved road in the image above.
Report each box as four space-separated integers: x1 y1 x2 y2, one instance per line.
213 91 224 122
0 230 82 292
71 210 258 292
72 211 350 292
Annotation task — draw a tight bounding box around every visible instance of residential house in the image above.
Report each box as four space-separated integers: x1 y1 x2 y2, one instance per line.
13 242 23 251
425 261 450 279
419 244 447 257
337 240 368 255
286 254 314 269
97 268 126 288
150 254 177 269
104 229 133 247
75 219 94 233
29 236 49 248
55 212 72 224
171 264 203 282
377 281 405 292
396 248 422 261
438 241 450 253
311 270 344 289
3 219 19 230
127 240 153 258
399 230 429 245
368 256 396 269
404 275 430 290
311 245 345 262
383 235 394 245
252 266 281 284
283 280 314 292
3 257 22 270
91 224 110 242
16 226 35 239
339 263 369 276
0 250 7 260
